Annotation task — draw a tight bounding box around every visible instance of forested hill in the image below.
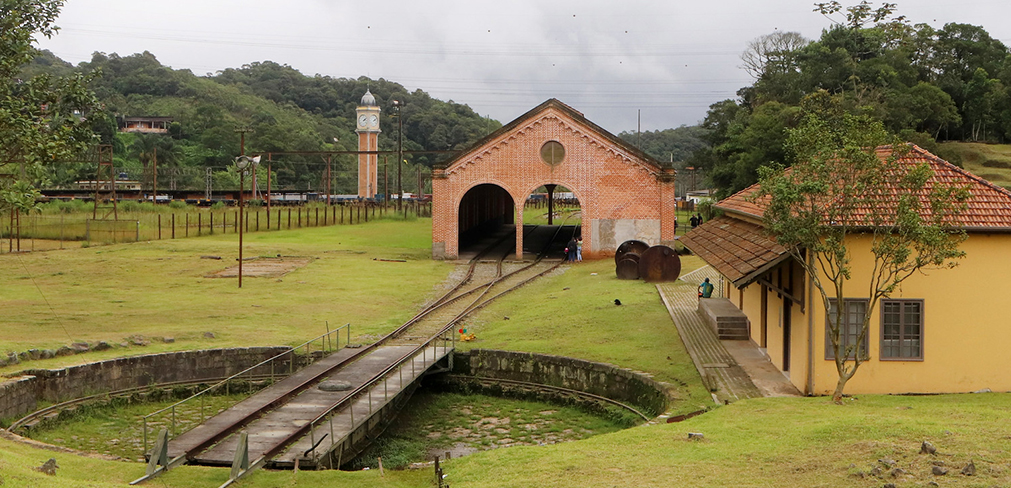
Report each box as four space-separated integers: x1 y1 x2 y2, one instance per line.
24 51 501 193
687 4 1011 198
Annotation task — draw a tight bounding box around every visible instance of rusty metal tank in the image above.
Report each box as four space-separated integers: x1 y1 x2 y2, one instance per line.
615 252 641 280
637 245 682 283
614 240 649 264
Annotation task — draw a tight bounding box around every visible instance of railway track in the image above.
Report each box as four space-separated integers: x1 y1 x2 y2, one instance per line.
130 222 580 483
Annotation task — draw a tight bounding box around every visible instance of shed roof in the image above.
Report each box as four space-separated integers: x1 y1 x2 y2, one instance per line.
680 215 790 287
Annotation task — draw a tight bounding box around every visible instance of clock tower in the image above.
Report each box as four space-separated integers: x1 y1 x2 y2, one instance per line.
356 89 381 199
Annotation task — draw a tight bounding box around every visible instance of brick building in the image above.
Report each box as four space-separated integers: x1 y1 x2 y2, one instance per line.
431 99 677 260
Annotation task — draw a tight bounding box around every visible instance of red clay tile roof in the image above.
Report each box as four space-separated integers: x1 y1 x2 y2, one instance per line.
680 216 789 286
715 144 1011 231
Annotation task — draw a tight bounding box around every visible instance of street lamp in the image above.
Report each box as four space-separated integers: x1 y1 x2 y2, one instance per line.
391 99 404 213
234 154 260 288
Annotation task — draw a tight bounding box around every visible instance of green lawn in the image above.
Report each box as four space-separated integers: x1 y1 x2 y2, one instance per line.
4 216 1011 488
3 393 1010 487
938 141 1011 189
457 256 713 414
0 215 446 374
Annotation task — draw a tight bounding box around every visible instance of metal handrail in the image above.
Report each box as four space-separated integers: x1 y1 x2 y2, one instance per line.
299 325 456 463
141 323 350 453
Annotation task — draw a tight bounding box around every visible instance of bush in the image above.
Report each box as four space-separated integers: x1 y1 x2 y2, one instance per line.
210 201 226 210
168 200 188 209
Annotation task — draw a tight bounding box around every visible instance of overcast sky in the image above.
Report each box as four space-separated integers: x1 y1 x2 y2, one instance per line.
36 0 1011 133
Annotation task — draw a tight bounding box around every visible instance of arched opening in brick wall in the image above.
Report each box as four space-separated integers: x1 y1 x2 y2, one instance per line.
522 184 583 260
457 183 515 254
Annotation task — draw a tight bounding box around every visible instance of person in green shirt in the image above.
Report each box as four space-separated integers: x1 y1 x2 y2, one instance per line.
698 278 714 299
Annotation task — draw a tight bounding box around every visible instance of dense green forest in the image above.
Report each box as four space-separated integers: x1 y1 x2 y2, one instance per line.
689 1 1011 197
24 52 501 194
617 125 710 166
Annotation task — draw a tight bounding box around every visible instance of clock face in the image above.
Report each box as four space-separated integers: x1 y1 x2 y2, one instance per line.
370 115 378 127
358 115 368 127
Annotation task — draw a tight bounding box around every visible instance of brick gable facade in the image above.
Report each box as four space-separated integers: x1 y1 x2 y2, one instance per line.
432 99 676 259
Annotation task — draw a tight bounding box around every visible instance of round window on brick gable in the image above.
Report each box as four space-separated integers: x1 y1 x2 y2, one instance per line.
540 140 565 167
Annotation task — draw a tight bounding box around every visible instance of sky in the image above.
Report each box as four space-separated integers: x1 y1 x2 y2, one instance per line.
36 0 1011 134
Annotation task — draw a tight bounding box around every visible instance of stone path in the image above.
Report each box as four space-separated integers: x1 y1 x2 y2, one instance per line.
657 282 763 403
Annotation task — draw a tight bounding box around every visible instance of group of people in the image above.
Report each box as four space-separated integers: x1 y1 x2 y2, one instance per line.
673 213 706 235
565 236 582 262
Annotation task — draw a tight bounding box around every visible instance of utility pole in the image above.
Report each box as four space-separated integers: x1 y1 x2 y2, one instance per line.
152 146 158 203
392 100 404 213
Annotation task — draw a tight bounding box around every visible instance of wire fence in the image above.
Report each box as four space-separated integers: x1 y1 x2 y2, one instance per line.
0 202 432 252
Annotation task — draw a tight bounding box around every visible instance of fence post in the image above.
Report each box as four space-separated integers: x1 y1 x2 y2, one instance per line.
172 214 176 239
315 207 319 226
210 212 213 235
287 208 291 229
185 214 189 237
158 214 162 240
198 213 202 236
256 211 259 231
136 220 140 242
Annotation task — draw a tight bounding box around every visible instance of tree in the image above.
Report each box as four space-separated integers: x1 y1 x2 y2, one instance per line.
0 1 100 221
755 92 968 401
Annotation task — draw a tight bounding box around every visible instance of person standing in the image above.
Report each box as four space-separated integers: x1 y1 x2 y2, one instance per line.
689 214 699 228
576 237 582 262
698 213 704 225
566 236 578 262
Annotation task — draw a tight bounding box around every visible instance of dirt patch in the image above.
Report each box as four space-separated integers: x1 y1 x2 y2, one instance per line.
206 256 313 278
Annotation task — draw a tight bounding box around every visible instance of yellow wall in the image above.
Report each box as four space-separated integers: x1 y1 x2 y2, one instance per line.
738 267 810 391
735 233 1011 395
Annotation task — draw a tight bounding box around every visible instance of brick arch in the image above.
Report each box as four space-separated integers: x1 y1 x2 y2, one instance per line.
454 181 518 253
431 99 677 260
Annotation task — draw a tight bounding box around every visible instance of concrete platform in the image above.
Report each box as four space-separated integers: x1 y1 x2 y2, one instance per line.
698 297 750 340
657 282 800 403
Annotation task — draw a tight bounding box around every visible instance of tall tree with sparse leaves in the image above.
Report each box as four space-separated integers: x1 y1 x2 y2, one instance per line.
755 91 969 401
0 0 100 217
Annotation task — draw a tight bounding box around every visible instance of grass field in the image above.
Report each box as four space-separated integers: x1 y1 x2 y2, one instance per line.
457 255 713 413
938 141 1011 188
3 393 1011 487
0 214 447 374
4 215 1011 487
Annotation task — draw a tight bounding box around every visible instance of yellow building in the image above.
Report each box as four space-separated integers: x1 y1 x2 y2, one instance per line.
682 145 1011 396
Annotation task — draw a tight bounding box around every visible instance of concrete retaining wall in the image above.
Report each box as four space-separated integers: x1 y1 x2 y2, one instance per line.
0 347 291 422
450 349 670 416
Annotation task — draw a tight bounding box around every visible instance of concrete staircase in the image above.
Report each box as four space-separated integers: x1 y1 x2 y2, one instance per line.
698 298 750 340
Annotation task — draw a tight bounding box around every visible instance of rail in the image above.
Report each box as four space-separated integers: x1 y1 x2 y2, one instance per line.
295 221 582 465
290 327 457 466
140 323 350 453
